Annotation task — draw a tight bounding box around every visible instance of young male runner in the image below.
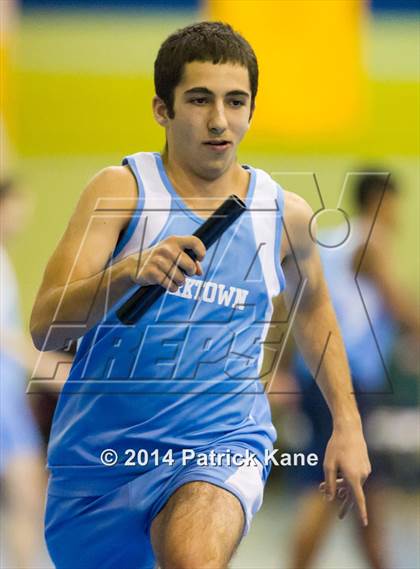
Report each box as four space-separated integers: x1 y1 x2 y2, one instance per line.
31 22 371 569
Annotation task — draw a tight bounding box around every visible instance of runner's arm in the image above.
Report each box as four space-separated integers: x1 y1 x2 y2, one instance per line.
281 191 371 526
30 166 138 351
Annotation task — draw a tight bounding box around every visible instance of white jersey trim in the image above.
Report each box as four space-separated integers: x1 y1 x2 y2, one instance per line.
113 152 172 263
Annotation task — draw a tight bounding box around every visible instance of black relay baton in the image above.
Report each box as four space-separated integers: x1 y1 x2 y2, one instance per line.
116 194 247 325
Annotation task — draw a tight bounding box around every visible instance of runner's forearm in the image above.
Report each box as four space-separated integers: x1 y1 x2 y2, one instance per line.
30 255 136 351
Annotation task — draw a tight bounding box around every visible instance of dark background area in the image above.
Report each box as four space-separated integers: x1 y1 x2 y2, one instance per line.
19 0 420 13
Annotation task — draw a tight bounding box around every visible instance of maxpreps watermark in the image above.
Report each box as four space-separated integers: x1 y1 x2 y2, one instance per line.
100 448 319 468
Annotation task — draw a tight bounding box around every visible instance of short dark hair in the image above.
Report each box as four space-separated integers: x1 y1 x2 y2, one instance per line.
354 169 398 211
0 177 16 201
154 21 258 119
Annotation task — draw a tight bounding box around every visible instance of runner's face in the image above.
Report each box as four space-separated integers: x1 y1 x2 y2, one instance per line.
167 61 252 178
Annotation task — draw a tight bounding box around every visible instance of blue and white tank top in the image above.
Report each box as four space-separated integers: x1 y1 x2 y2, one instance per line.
47 152 286 496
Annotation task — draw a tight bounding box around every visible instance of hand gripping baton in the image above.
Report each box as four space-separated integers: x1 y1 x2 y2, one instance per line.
116 194 247 325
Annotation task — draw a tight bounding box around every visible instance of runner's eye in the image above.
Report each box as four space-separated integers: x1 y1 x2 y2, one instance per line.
229 100 245 107
190 98 208 105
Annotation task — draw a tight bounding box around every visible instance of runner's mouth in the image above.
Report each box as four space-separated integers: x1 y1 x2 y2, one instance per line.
203 140 232 151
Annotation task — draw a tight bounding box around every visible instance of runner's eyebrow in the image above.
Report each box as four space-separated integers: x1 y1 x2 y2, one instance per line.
226 90 250 98
183 87 250 98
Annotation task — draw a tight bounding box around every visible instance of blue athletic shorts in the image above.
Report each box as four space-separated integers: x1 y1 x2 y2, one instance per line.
45 444 267 569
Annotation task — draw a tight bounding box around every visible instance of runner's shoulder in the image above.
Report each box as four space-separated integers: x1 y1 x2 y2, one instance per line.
89 164 137 199
283 190 314 227
77 164 138 216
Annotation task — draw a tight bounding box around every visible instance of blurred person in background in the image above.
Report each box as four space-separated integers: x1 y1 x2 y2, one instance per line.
0 177 71 568
273 170 419 569
0 177 45 568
